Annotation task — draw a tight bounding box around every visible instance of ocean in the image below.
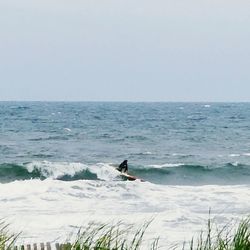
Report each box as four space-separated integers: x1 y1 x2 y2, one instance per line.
0 102 250 248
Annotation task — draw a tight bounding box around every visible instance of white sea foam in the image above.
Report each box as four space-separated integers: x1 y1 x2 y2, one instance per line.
0 180 249 248
26 161 88 179
172 153 187 157
25 161 120 181
144 151 153 155
232 162 239 167
203 104 211 108
63 128 72 132
148 163 184 168
228 153 250 158
92 163 120 180
229 154 240 157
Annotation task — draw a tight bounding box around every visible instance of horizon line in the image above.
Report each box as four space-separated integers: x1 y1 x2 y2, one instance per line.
0 100 250 103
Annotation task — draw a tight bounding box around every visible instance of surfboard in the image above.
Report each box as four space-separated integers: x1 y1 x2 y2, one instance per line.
120 172 144 182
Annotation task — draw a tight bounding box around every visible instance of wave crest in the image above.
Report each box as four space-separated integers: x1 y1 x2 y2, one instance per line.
0 161 120 183
0 161 250 184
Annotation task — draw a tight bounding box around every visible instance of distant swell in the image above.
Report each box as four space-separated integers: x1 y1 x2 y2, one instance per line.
131 163 250 185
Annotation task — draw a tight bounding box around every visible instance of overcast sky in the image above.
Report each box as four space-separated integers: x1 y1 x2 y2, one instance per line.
0 0 249 101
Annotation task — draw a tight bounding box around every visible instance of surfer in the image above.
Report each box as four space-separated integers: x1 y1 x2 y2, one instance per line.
116 160 144 181
117 160 128 173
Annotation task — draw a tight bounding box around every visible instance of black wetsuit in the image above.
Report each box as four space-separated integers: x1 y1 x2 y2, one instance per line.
117 160 128 173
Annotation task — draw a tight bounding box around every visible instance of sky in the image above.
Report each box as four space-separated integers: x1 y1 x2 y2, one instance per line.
0 0 250 102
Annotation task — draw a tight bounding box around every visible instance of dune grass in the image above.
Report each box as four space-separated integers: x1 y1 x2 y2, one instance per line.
71 221 159 250
0 216 250 249
71 217 250 250
0 221 18 250
183 217 250 250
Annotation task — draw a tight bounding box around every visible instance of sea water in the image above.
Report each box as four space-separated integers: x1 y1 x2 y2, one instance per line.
0 102 250 248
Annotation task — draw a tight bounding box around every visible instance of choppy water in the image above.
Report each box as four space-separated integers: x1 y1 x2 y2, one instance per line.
0 102 250 248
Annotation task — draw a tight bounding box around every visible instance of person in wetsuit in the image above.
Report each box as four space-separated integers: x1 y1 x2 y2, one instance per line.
117 160 128 173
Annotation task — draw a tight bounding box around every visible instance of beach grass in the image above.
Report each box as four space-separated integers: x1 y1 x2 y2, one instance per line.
58 216 250 249
0 217 250 249
183 217 250 250
71 221 159 250
0 221 18 250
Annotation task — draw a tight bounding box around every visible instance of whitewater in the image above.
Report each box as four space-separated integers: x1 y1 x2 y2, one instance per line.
0 102 250 248
0 168 249 248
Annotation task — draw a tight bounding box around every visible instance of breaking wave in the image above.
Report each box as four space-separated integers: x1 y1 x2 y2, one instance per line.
0 161 119 183
0 161 250 185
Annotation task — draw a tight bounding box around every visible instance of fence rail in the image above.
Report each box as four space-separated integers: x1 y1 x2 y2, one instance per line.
13 243 72 250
